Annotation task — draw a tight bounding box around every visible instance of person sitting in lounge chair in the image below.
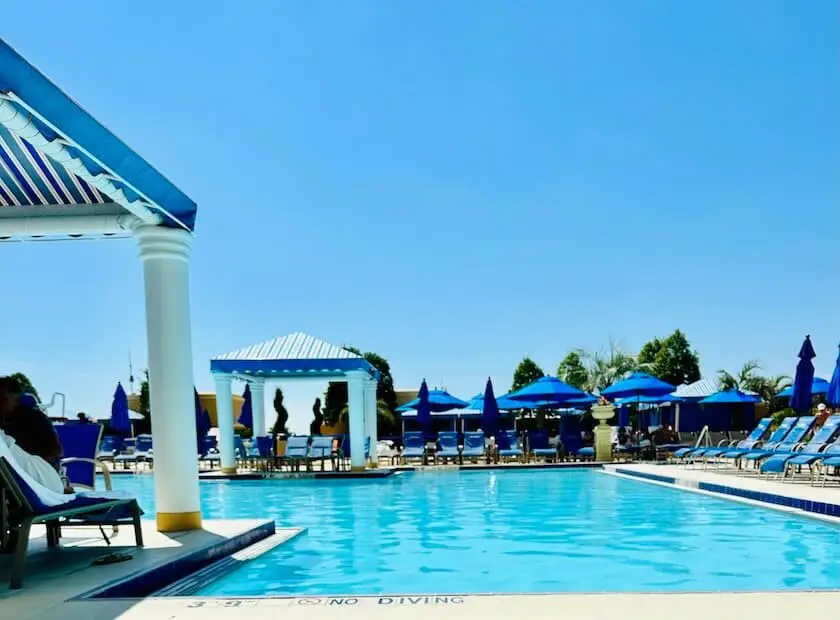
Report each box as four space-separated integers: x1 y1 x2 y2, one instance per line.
0 376 66 493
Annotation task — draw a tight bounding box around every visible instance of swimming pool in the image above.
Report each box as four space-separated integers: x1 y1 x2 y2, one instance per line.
112 470 840 595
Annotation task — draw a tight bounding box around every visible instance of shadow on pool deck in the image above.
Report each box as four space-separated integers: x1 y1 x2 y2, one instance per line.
1 518 277 620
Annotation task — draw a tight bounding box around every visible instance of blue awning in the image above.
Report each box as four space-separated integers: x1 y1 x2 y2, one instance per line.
0 38 197 231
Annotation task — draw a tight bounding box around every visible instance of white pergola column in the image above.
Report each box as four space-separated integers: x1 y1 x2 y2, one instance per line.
250 379 266 437
135 225 201 532
363 378 378 467
346 370 367 471
214 373 236 473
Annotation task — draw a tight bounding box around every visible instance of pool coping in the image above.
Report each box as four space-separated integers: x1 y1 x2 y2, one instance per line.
608 465 840 520
72 520 280 600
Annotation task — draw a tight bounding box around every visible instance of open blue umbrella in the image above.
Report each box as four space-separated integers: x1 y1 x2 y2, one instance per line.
790 335 816 414
109 382 131 435
699 389 761 405
601 372 676 400
466 392 525 411
776 377 829 398
616 393 681 405
482 378 500 438
827 345 840 407
238 384 253 430
397 387 469 413
508 376 589 406
416 379 432 432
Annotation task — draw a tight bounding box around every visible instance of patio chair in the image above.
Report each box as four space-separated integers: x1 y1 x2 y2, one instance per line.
336 435 371 471
461 431 486 463
96 435 123 463
812 444 840 486
760 415 840 479
436 432 460 464
309 435 335 471
496 430 523 463
401 432 426 465
527 430 558 462
735 416 815 471
54 423 114 492
281 435 311 471
254 436 275 471
114 434 153 470
676 418 771 462
0 456 143 589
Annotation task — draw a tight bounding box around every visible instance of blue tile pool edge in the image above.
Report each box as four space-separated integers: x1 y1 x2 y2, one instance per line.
72 520 278 600
612 467 840 519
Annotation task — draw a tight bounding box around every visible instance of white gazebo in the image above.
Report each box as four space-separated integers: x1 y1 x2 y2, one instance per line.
210 332 380 472
0 39 201 532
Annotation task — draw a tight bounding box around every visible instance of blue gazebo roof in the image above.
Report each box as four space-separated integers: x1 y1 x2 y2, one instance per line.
210 332 378 379
0 38 197 232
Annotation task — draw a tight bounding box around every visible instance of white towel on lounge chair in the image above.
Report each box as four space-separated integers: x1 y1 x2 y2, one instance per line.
0 430 128 508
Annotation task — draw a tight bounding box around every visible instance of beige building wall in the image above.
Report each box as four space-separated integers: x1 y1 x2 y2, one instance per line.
127 392 244 427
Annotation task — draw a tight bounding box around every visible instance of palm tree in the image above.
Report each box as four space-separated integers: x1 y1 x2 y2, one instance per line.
575 339 642 392
746 374 792 413
340 399 396 425
717 361 761 391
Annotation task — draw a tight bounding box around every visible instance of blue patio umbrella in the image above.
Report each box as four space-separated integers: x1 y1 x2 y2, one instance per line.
416 379 432 432
482 378 500 438
790 335 816 414
109 382 131 435
776 377 829 398
398 387 469 413
508 376 589 406
827 345 840 407
238 384 253 430
194 387 206 451
616 394 680 405
699 389 761 405
466 392 526 411
601 372 676 401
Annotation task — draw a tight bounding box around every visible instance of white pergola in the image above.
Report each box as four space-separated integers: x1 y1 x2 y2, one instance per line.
210 332 380 472
0 39 201 532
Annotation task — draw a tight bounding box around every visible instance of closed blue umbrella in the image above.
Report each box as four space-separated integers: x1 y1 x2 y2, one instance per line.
601 372 676 400
482 378 500 438
699 389 761 405
508 376 589 405
416 380 431 432
238 384 253 430
827 345 840 407
790 335 816 414
194 387 205 452
109 382 131 435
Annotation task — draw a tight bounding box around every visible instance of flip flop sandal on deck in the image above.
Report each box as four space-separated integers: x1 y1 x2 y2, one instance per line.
92 552 133 566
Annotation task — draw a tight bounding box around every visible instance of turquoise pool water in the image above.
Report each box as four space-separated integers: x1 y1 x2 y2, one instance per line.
112 470 840 595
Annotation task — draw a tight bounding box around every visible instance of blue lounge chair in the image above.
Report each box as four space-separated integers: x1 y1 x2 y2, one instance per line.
813 444 840 485
309 435 336 471
760 415 840 478
436 431 461 464
401 431 426 464
678 418 771 462
734 416 815 472
707 417 798 468
96 435 123 462
0 456 143 589
282 435 311 471
254 436 274 470
462 431 486 463
528 430 558 462
496 430 523 462
336 435 371 470
114 434 153 469
54 423 113 492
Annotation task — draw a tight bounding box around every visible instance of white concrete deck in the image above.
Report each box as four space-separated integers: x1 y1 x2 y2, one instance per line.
2 519 293 620
608 463 840 507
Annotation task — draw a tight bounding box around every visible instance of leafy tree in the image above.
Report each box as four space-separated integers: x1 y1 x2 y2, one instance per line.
575 339 638 392
718 362 790 413
557 352 587 390
310 397 324 435
138 369 151 417
271 388 289 437
640 330 701 386
322 346 400 435
9 372 39 401
511 357 545 392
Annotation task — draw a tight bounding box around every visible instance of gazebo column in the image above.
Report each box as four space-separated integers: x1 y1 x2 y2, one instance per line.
346 370 367 471
135 225 201 532
250 379 266 437
214 373 237 473
363 378 378 467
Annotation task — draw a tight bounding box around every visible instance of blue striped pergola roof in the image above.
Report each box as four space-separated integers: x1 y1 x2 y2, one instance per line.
0 38 197 233
210 332 378 379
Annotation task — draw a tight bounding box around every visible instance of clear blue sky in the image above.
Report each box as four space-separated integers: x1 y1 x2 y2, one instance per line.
2 1 838 433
